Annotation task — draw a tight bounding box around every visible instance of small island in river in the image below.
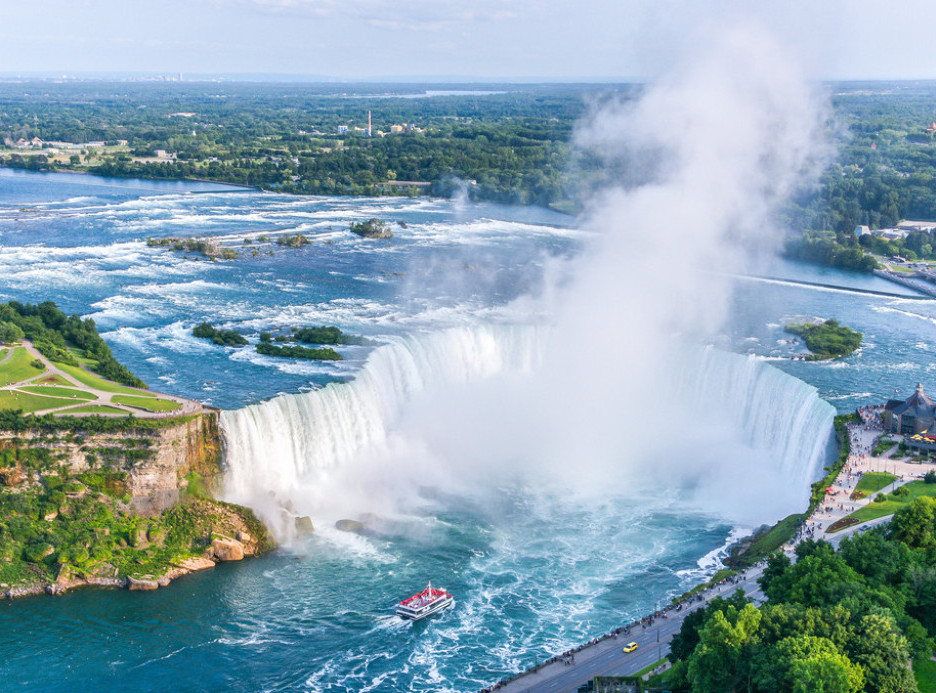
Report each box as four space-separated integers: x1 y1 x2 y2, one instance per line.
193 322 373 361
784 318 863 360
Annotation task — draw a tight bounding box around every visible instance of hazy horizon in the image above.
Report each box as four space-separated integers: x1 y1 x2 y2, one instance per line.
4 0 936 82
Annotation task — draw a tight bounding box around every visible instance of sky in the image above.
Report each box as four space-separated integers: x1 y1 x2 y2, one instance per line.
3 0 936 81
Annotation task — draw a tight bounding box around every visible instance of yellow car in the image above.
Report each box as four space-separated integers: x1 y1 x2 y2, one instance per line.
622 642 639 653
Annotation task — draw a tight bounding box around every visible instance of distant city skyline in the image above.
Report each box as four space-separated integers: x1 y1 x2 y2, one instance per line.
2 0 936 81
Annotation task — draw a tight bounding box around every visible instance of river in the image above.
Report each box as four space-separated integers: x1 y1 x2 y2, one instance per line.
0 169 933 692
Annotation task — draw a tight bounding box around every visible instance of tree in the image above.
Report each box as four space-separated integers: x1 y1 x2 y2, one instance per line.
0 320 25 344
670 589 750 661
790 649 864 693
847 612 917 693
687 603 762 693
888 496 936 550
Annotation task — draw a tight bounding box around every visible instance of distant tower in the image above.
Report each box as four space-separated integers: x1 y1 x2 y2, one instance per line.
368 110 372 137
178 72 183 82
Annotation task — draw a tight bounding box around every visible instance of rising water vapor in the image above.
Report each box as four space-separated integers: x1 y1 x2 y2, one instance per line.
222 24 834 538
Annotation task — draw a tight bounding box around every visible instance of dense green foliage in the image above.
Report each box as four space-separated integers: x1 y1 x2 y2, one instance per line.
785 232 881 273
255 342 342 361
293 325 368 345
0 409 196 433
0 301 145 388
786 319 863 360
192 322 248 346
0 81 597 206
787 85 936 232
666 508 936 692
0 466 269 586
0 320 25 344
5 81 936 235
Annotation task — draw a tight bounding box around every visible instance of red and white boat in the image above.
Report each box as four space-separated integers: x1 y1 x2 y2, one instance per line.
395 582 454 621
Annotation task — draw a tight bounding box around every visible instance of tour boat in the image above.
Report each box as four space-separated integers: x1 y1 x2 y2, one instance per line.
395 582 454 621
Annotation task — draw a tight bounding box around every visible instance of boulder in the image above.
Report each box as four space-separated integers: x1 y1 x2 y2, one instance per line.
295 516 315 535
335 519 364 533
127 576 159 591
177 556 215 572
212 537 245 562
237 531 252 544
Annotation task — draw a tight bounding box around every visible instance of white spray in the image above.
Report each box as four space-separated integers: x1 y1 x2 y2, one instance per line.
221 23 834 538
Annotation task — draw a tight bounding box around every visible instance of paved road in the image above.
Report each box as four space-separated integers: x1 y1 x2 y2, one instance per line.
491 569 766 693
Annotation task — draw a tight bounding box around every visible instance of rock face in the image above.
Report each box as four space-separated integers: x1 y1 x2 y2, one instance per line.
0 412 278 600
335 519 364 533
0 412 223 516
212 537 245 562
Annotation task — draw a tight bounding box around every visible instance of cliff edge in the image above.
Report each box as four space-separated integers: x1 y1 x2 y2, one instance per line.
0 411 275 598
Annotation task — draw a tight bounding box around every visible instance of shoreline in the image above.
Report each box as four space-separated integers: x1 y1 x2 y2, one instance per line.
0 161 576 216
0 164 261 192
2 555 219 600
481 411 855 692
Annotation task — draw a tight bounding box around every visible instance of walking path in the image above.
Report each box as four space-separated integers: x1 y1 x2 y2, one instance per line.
483 405 935 693
0 340 202 418
794 405 932 546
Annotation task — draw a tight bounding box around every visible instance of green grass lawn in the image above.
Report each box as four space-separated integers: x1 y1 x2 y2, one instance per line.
914 658 936 693
0 347 45 386
888 264 916 274
846 481 936 523
872 438 900 456
111 395 180 412
0 390 93 413
56 362 153 396
854 472 898 495
62 404 131 415
19 385 96 401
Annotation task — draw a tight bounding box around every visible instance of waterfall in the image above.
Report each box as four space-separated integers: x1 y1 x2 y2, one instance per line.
220 325 547 529
220 325 835 536
673 347 835 489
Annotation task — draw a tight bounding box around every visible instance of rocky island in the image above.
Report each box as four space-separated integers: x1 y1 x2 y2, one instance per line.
349 217 393 239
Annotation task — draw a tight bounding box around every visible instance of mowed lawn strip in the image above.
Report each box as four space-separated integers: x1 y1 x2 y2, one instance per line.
19 386 96 401
56 363 154 396
111 395 180 412
854 472 898 495
0 347 45 386
0 390 93 413
62 405 131 415
845 481 936 523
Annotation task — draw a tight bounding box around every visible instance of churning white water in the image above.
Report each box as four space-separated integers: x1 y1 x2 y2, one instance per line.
220 325 834 539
